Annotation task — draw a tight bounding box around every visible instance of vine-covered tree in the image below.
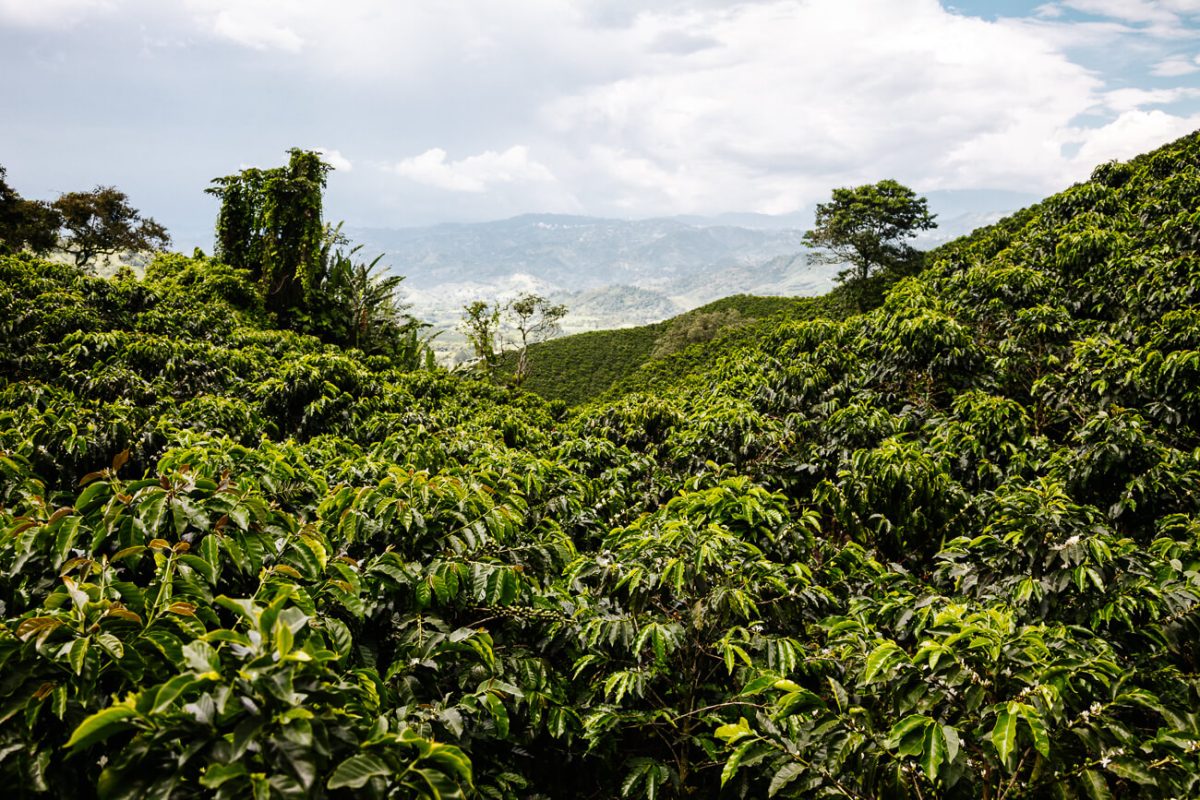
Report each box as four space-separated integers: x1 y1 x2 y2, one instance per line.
51 185 169 267
206 149 331 317
803 179 936 306
0 165 61 255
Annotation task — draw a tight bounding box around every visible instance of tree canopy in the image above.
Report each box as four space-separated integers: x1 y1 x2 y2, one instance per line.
803 179 936 303
52 185 170 268
0 165 60 255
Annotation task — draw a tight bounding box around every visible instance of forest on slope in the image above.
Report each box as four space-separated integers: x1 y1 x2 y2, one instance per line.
0 132 1199 799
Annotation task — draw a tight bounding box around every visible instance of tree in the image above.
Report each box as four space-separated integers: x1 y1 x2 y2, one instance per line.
803 179 936 305
51 186 170 268
0 165 61 255
460 300 502 372
206 149 331 318
506 293 567 386
326 244 412 353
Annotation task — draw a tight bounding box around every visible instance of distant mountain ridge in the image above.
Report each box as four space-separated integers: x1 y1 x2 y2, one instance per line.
349 202 1024 359
349 214 811 291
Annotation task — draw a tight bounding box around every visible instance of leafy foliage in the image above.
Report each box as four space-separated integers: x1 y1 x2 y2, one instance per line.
207 149 331 318
804 179 936 308
0 165 61 256
497 295 836 406
3 132 1200 799
52 186 170 268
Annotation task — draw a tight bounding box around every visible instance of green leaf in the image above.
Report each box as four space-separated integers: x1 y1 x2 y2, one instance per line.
1080 769 1112 800
151 674 200 714
721 740 754 787
68 637 89 676
714 716 752 745
327 753 391 790
768 762 804 797
484 691 510 739
137 490 167 537
200 762 248 790
1020 708 1050 757
862 641 904 683
1107 757 1155 786
179 554 216 584
942 724 960 765
66 705 138 751
920 721 948 783
75 480 112 514
887 714 930 750
991 709 1018 766
96 632 124 660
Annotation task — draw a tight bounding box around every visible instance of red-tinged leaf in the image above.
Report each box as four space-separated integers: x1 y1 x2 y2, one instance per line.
16 617 62 641
167 602 196 617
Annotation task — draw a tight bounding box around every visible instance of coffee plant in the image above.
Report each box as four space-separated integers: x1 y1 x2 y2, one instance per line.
2 132 1200 798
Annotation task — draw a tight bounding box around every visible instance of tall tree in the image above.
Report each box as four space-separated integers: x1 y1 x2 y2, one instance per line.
51 186 169 267
207 149 331 317
803 179 936 305
0 165 61 255
506 293 567 386
460 300 502 372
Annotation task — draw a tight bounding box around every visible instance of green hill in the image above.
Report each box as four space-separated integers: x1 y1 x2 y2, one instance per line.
496 293 840 405
3 132 1200 799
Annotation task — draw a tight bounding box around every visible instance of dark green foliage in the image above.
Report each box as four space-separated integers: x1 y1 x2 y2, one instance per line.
52 186 170 268
207 149 331 318
804 179 936 309
3 131 1200 799
0 166 60 255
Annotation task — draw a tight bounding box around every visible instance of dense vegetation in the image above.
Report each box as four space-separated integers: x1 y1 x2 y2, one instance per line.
2 131 1200 800
497 295 832 405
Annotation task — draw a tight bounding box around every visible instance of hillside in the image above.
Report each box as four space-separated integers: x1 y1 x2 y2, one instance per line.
495 294 834 405
2 132 1200 799
353 217 843 359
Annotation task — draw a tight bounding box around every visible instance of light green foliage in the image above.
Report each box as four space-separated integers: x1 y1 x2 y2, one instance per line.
3 132 1200 799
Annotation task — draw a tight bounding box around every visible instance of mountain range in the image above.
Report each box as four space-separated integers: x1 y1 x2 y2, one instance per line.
348 193 1033 357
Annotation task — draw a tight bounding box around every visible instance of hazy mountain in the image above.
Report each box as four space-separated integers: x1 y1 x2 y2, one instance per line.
353 202 1022 360
349 214 809 291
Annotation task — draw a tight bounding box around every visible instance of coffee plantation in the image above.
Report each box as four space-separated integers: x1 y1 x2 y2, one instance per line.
1 132 1200 798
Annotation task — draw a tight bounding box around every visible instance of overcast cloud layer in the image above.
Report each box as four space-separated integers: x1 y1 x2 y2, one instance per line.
2 0 1199 246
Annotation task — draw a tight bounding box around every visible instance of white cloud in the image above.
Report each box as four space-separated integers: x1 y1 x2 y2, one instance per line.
388 146 556 193
546 0 1118 212
1070 109 1200 167
1061 0 1179 24
211 9 303 52
1152 54 1200 75
314 148 352 172
1104 86 1200 111
0 0 112 27
5 0 1200 225
1056 0 1200 37
1034 3 1067 19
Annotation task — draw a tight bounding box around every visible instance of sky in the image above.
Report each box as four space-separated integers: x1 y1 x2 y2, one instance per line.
2 0 1199 249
